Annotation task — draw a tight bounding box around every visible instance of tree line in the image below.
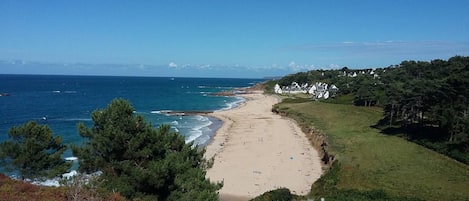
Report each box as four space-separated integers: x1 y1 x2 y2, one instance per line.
379 56 469 163
271 56 469 163
0 99 220 201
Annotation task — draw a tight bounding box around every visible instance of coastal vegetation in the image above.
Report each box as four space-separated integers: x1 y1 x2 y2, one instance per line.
250 188 299 201
71 99 221 200
268 56 469 164
1 56 467 200
0 121 71 181
0 173 126 201
273 101 469 200
0 173 67 201
0 99 220 201
263 56 469 200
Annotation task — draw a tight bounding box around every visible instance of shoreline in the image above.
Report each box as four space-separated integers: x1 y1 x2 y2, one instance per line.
204 90 323 200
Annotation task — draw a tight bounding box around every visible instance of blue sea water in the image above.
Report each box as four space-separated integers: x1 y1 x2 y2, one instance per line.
0 74 264 159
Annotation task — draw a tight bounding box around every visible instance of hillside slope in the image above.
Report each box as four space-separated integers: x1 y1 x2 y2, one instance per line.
274 100 469 200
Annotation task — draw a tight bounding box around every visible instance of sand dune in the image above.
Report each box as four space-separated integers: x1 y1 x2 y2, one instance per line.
205 91 322 200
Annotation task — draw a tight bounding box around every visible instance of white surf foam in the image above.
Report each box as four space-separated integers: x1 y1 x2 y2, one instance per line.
25 170 102 187
151 110 173 116
65 156 78 161
62 170 78 179
31 178 61 187
217 96 245 111
184 115 213 144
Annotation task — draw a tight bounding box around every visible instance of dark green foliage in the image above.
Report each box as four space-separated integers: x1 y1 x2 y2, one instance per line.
352 75 385 107
310 161 341 196
263 80 278 94
378 56 469 163
72 99 221 201
274 56 469 164
0 121 71 180
275 67 385 107
250 188 296 201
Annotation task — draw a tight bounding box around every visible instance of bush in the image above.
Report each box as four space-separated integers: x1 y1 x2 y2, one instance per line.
250 188 296 201
0 121 71 180
72 99 221 200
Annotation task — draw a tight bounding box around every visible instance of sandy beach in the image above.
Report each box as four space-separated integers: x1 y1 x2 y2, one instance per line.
205 91 322 200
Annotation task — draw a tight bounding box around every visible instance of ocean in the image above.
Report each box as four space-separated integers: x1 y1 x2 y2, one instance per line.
0 74 264 159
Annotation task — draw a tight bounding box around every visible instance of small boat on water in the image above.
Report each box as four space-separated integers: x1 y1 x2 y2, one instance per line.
0 93 10 96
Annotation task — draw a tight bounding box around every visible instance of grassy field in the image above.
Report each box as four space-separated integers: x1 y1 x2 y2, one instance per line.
274 100 469 201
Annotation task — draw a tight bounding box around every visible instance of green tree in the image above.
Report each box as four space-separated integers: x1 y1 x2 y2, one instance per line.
0 121 70 180
378 56 469 163
72 99 221 201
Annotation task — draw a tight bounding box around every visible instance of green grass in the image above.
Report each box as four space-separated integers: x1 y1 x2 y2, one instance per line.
321 93 355 105
275 101 469 201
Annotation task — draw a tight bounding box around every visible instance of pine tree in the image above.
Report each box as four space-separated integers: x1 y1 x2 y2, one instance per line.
72 99 221 200
0 121 70 180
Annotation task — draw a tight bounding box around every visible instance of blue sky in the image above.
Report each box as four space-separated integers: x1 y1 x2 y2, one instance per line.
1 0 468 78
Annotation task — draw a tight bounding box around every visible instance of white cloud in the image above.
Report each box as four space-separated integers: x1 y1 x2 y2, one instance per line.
168 62 178 68
328 64 340 69
268 63 284 70
198 64 211 69
288 61 316 72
